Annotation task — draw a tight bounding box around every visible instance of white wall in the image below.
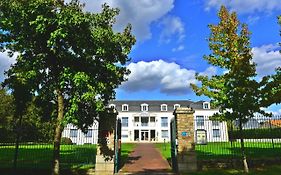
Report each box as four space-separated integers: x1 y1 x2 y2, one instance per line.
194 109 229 142
62 122 99 145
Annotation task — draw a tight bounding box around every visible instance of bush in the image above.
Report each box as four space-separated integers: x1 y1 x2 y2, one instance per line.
61 137 73 145
229 128 281 139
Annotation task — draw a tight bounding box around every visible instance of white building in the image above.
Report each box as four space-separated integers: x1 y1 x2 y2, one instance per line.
62 121 99 145
62 100 229 144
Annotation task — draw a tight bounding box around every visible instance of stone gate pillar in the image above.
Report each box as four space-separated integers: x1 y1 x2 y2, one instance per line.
174 107 197 173
95 108 118 175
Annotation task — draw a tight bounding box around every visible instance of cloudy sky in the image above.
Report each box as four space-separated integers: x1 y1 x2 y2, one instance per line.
1 0 281 113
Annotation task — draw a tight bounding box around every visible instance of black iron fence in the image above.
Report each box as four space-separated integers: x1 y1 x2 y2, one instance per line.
195 115 281 162
0 128 98 172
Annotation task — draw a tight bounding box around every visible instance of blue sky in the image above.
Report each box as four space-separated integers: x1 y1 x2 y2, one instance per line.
0 0 280 114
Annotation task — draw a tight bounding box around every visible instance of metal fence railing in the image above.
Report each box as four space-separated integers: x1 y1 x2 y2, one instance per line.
0 127 98 171
194 115 281 161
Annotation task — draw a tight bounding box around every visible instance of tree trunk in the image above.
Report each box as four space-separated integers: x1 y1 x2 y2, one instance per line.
13 114 23 169
52 90 64 175
239 119 249 173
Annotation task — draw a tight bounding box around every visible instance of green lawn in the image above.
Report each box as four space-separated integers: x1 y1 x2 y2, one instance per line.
186 165 281 175
154 142 281 175
154 143 171 161
0 143 96 169
120 143 136 169
196 142 281 159
155 141 281 161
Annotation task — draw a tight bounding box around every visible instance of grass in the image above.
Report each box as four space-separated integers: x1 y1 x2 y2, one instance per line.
196 142 281 160
155 141 281 164
0 143 96 170
186 165 281 175
119 143 136 169
154 143 281 175
154 142 171 161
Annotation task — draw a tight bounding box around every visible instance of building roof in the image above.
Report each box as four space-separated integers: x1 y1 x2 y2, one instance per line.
268 120 281 127
109 100 210 112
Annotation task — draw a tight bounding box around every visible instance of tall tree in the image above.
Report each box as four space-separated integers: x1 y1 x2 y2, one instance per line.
0 0 135 175
0 88 15 142
191 6 264 173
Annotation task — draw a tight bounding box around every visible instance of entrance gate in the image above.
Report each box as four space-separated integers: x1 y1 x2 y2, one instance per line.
170 118 178 172
114 119 121 173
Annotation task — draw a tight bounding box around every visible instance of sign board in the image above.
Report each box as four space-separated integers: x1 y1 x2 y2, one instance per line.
181 131 190 137
196 129 207 144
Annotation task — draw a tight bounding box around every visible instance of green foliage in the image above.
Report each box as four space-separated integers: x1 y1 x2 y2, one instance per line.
229 128 281 139
61 137 73 145
258 17 281 107
0 0 135 130
191 6 265 122
0 88 54 142
0 88 15 142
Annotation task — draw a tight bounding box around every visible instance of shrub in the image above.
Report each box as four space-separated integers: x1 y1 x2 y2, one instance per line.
61 137 73 145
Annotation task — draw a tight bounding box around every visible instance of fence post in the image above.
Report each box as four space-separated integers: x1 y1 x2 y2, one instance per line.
173 107 197 173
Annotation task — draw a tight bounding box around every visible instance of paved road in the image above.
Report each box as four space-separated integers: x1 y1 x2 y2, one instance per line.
118 143 174 175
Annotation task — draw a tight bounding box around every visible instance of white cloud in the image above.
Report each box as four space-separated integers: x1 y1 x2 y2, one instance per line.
252 44 281 76
247 15 260 25
159 16 185 44
172 45 185 52
205 0 281 14
66 0 175 42
120 60 212 95
199 66 217 77
0 52 16 81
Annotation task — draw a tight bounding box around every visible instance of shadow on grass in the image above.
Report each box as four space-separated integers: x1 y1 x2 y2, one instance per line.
0 144 96 170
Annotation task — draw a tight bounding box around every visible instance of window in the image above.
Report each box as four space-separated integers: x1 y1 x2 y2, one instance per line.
161 130 169 138
122 134 128 138
122 117 128 127
150 117 155 122
85 129 93 137
141 104 149 111
122 104 129 111
70 129 78 137
196 116 204 127
161 104 168 111
134 117 139 122
213 129 221 138
141 117 149 126
161 117 168 127
174 104 180 109
203 102 210 109
212 120 219 127
109 104 115 109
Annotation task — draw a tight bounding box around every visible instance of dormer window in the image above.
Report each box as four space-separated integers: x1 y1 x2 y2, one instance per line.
109 104 115 109
161 104 168 111
203 102 210 109
122 104 129 111
141 103 149 111
174 104 180 109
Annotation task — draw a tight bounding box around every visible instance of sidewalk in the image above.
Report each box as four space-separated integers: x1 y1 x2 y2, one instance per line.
119 143 174 175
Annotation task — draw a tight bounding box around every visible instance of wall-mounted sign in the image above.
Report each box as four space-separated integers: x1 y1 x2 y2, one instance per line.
181 131 190 137
196 129 207 145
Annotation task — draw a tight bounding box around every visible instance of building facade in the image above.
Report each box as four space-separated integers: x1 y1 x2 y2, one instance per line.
62 100 229 144
110 100 228 143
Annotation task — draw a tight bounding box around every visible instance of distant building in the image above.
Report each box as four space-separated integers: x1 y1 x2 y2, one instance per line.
62 100 229 144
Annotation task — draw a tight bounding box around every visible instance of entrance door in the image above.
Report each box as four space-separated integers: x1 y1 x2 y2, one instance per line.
141 130 149 141
134 130 139 141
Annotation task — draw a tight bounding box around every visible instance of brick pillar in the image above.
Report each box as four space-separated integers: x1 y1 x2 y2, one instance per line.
174 107 197 173
95 109 118 175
